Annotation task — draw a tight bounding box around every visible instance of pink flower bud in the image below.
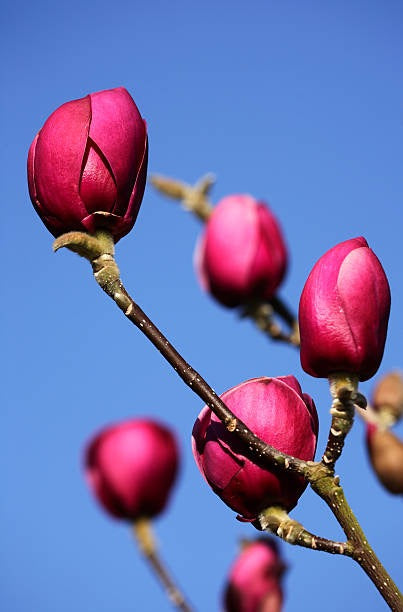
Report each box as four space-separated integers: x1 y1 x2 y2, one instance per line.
224 539 285 612
299 237 390 381
28 87 148 242
85 419 179 521
366 424 403 495
192 377 318 520
195 195 288 307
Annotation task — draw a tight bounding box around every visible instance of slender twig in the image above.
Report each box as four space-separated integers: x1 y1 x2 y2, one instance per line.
53 229 403 611
151 172 300 346
151 173 214 222
54 231 310 482
133 519 193 612
258 506 354 557
241 301 299 347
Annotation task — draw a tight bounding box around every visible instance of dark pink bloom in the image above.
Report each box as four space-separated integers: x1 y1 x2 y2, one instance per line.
192 377 318 520
299 237 390 381
85 419 179 521
195 195 287 307
224 539 285 612
28 87 148 242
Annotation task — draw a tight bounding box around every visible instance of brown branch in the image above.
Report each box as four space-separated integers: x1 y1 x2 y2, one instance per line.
53 230 310 481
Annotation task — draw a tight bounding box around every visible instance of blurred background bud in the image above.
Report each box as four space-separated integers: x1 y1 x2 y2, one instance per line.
85 419 179 521
223 538 285 612
195 195 287 308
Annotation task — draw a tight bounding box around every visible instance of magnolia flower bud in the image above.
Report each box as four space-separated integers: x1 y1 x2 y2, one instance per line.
299 237 390 381
366 424 403 495
224 539 285 612
192 376 318 520
195 195 287 307
85 419 179 521
371 372 403 424
28 87 148 242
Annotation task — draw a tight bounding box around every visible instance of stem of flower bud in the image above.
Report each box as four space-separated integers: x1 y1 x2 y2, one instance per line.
133 519 193 612
241 300 300 347
321 374 359 471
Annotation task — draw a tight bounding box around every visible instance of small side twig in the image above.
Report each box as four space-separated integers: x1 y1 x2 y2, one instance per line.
241 301 299 347
151 173 214 222
258 506 353 557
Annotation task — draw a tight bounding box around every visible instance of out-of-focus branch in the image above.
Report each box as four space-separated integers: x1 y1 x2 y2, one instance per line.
151 172 300 347
151 173 214 221
133 519 193 612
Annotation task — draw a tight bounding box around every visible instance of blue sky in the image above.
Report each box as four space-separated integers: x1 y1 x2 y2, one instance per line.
2 1 402 610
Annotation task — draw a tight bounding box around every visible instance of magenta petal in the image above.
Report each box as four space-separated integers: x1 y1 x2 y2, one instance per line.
89 88 147 212
33 96 90 233
80 142 117 213
252 203 288 299
114 135 148 242
204 195 259 296
27 134 39 204
193 233 210 292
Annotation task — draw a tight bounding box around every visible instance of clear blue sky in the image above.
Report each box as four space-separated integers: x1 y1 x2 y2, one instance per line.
2 1 402 610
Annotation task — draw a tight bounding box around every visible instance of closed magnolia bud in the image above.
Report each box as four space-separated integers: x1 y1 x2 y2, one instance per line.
372 372 403 424
299 237 390 381
366 424 403 495
28 87 148 242
85 419 179 521
224 539 285 612
195 195 287 307
192 376 318 520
